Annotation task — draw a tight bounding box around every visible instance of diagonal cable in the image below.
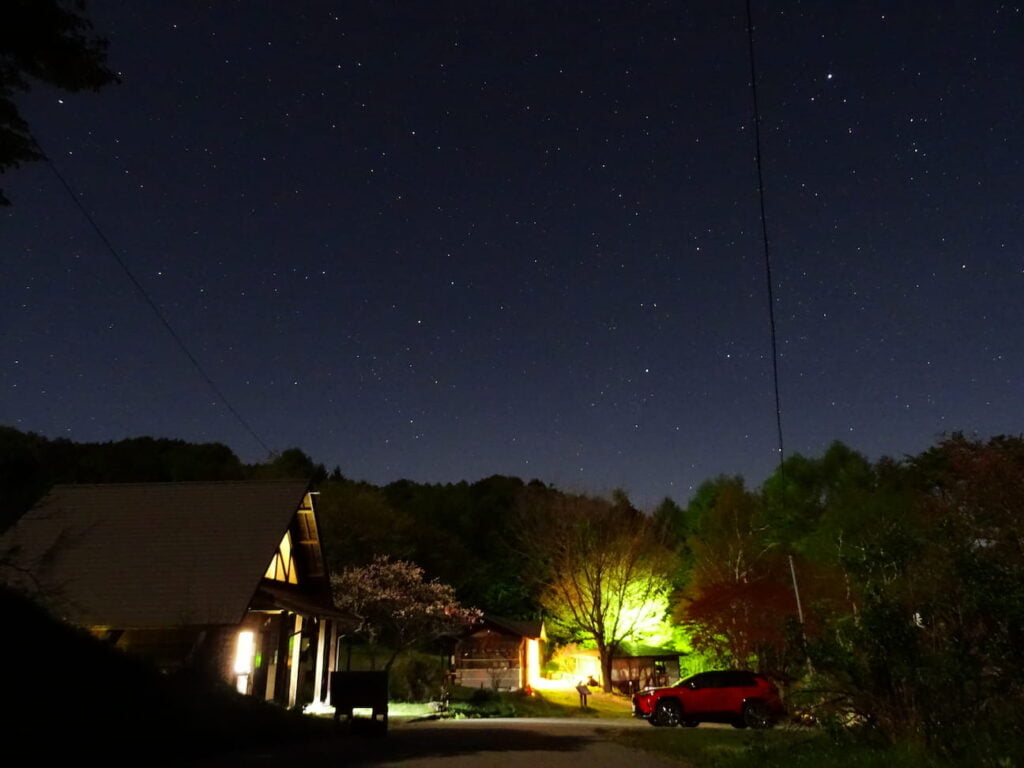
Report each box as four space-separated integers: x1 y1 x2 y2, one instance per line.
44 155 273 456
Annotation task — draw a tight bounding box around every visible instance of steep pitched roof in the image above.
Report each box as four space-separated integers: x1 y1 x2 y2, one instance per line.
0 480 311 628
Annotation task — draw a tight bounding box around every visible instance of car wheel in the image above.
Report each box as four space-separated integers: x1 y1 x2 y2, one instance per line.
653 699 683 728
742 701 773 730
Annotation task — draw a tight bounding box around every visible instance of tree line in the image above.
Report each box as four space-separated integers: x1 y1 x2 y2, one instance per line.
669 436 1024 760
3 424 1022 759
0 426 322 531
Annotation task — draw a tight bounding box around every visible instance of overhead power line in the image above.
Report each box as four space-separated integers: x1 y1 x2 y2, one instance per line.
44 155 274 456
745 4 814 673
744 0 786 468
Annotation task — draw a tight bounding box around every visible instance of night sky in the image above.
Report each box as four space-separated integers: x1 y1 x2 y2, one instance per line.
3 2 1022 509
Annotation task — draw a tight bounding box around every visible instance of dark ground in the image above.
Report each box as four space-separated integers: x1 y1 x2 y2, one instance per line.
196 718 681 768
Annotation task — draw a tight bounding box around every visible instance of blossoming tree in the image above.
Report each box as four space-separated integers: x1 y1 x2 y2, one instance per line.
331 555 480 670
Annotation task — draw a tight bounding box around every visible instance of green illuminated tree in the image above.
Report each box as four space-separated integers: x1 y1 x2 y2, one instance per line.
518 491 675 691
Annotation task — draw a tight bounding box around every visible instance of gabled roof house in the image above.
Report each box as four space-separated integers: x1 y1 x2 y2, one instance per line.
0 480 345 708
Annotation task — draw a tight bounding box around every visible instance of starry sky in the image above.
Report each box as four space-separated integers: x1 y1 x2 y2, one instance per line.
3 1 1022 509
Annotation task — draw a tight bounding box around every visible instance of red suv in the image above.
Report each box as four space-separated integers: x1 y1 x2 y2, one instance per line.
632 670 784 729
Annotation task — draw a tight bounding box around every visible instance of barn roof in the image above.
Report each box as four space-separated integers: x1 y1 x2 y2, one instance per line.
0 480 315 628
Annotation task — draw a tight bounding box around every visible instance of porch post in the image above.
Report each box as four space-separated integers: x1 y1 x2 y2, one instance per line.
265 615 280 701
287 613 304 708
520 639 527 689
327 620 338 705
313 618 327 704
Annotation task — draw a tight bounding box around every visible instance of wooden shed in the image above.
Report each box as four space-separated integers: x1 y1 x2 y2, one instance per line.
608 645 683 693
454 615 545 691
560 643 683 693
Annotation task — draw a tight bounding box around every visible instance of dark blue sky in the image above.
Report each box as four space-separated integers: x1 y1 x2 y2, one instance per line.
3 1 1022 508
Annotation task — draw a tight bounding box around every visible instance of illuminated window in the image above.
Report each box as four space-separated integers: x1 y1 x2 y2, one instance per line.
234 630 255 675
235 630 254 694
264 530 299 584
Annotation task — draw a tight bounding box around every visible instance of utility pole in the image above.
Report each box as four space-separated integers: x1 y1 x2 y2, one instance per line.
788 554 805 625
789 554 814 674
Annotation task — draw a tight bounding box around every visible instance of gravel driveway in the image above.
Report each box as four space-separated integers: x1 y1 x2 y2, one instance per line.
202 717 687 767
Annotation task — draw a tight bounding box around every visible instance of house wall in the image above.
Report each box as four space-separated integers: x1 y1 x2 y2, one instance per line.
609 656 680 693
457 667 521 690
455 630 525 691
103 612 335 709
107 627 205 673
105 625 239 683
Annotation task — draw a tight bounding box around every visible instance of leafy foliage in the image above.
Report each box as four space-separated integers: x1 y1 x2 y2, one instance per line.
675 477 801 675
679 435 1024 762
0 427 249 531
1 0 119 203
803 435 1024 758
316 473 537 617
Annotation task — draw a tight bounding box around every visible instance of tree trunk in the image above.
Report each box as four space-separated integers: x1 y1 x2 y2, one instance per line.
598 643 614 693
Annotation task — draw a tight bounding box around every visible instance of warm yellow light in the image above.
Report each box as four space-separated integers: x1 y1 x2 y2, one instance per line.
234 630 255 675
264 531 299 583
576 653 602 685
279 530 292 564
526 637 542 689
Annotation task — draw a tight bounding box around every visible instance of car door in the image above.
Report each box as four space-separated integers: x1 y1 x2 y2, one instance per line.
701 671 734 714
683 672 717 714
717 671 757 714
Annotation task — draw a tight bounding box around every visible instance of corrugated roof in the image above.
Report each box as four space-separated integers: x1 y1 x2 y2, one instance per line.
0 480 310 628
618 643 685 659
481 614 545 639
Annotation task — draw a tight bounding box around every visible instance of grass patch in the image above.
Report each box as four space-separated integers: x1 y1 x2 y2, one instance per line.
385 702 437 718
613 727 991 768
616 726 809 767
446 686 633 719
534 687 634 718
